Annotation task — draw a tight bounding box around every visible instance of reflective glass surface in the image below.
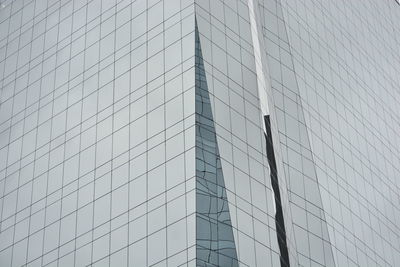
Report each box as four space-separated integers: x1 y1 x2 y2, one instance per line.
0 0 399 266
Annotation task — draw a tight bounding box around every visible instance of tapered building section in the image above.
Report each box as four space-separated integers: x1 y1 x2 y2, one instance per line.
1 0 400 266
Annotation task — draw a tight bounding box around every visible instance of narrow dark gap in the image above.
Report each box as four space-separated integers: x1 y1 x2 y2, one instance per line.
264 115 291 267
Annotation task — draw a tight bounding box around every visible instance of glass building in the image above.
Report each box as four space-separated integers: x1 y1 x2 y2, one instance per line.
0 0 399 266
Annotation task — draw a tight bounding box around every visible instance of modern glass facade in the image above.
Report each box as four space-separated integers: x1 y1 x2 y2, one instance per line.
0 0 399 266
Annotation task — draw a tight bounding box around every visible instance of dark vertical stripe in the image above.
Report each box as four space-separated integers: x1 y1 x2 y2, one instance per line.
264 115 291 267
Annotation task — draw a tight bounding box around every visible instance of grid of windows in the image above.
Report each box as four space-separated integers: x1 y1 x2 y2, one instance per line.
259 0 400 266
1 0 399 266
257 0 336 265
0 0 197 266
195 0 284 266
